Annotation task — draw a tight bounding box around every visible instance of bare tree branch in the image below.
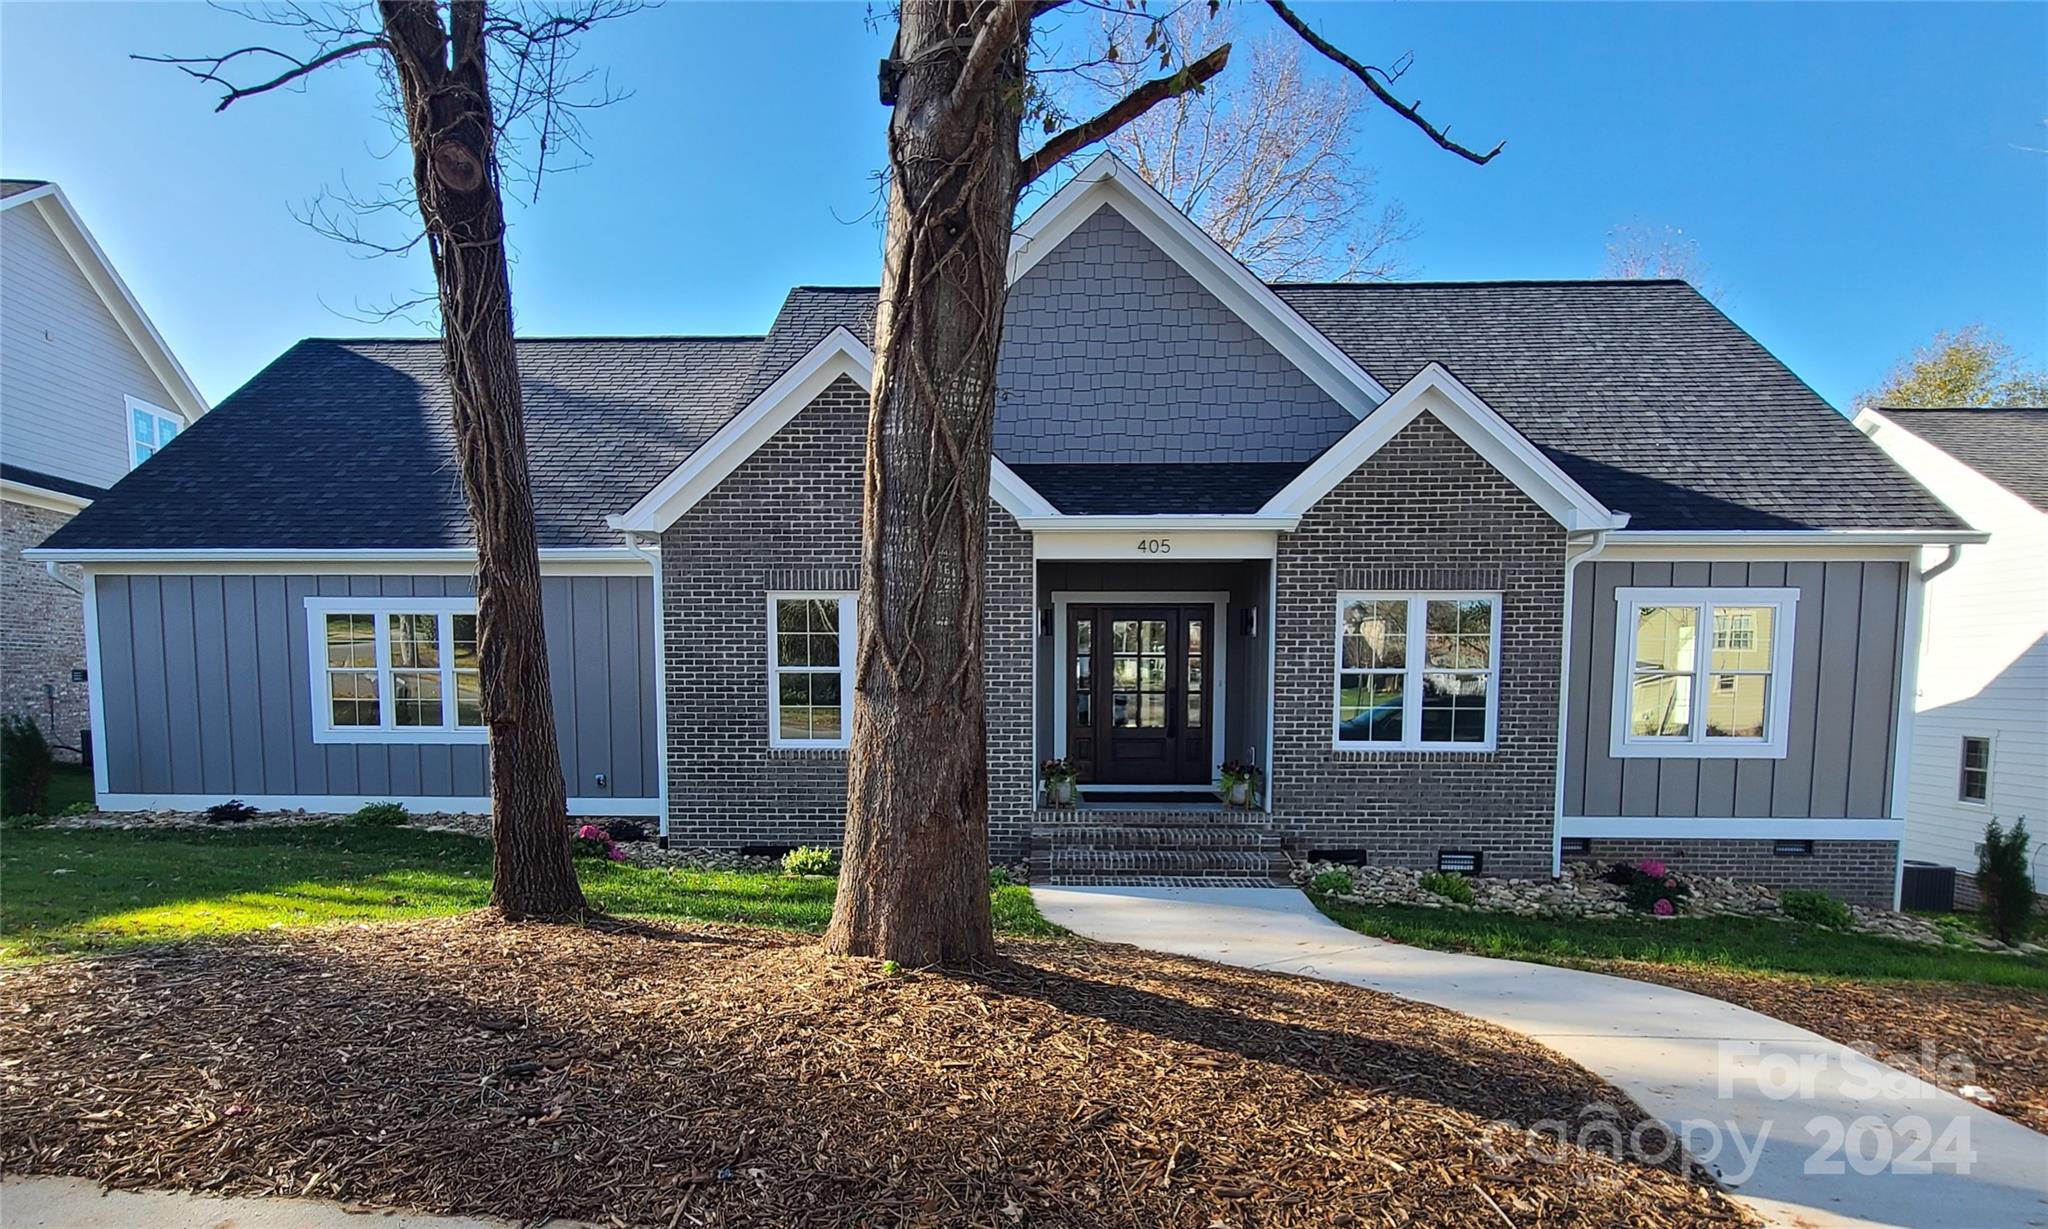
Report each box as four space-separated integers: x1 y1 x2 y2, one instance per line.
135 39 386 111
1265 0 1502 165
1020 42 1231 186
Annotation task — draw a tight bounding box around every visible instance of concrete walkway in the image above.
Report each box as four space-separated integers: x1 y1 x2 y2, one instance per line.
0 1175 593 1229
1034 885 2048 1229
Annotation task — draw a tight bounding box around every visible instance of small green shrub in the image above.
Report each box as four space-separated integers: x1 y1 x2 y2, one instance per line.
1310 869 1354 895
350 801 410 828
880 959 903 977
2 812 48 831
58 801 94 817
1604 858 1691 916
1 715 52 818
782 845 839 877
988 865 1017 888
1419 870 1475 905
1979 817 2037 945
204 800 260 825
1781 888 1854 930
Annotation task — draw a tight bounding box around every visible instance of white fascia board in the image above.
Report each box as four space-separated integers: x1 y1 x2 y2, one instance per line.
609 328 873 534
1007 154 1390 417
1 480 92 514
1015 514 1299 532
1559 816 1904 842
1603 529 1988 549
24 187 209 423
607 326 1060 533
23 546 649 576
1259 362 1627 532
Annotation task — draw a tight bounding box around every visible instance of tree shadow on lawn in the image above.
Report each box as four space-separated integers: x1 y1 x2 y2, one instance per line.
0 915 1738 1228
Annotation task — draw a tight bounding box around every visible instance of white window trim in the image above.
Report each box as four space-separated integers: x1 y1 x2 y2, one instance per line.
1958 735 1993 806
1609 586 1798 760
766 591 857 750
303 596 488 745
124 394 181 469
1331 591 1503 753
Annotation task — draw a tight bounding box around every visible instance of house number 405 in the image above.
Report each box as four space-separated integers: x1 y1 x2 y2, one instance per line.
1136 537 1172 554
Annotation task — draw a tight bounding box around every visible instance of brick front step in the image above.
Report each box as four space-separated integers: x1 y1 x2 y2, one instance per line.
1032 806 1268 827
1031 812 1294 886
1040 824 1278 851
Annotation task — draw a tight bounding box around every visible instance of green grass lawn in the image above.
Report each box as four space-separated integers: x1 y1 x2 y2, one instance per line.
1 826 1061 960
1311 893 2048 990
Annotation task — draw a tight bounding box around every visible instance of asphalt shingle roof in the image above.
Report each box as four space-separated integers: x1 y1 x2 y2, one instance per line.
1009 463 1304 515
40 336 762 550
1 463 106 502
0 179 50 200
41 279 1966 551
1876 408 2048 512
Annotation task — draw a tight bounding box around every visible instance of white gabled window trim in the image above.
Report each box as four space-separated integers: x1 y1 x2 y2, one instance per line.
125 395 181 469
303 596 488 745
1331 591 1503 752
1958 735 1992 805
1609 586 1798 760
766 591 857 750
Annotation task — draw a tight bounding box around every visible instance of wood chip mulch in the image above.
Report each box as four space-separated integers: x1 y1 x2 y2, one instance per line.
1604 962 2048 1136
0 916 1755 1228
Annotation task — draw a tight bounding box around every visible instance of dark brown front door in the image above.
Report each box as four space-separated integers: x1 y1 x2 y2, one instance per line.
1067 604 1211 785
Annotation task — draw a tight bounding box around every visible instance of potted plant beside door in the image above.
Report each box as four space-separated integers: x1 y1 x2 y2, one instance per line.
1040 758 1080 808
1219 761 1262 809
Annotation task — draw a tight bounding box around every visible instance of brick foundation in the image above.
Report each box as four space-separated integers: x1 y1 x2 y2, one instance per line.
1566 838 1900 908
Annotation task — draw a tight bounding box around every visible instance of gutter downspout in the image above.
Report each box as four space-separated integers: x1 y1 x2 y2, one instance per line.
1887 542 1963 908
622 531 670 847
42 560 82 595
1552 528 1613 879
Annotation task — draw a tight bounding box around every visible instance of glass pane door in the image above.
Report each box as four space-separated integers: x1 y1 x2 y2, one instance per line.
1110 618 1169 728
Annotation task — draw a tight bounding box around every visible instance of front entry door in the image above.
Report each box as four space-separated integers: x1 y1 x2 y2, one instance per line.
1067 605 1212 785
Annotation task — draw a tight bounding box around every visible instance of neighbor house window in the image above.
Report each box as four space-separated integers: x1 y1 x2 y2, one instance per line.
1610 587 1797 759
1334 593 1500 751
303 598 485 743
769 592 855 748
1959 736 1991 803
126 396 180 468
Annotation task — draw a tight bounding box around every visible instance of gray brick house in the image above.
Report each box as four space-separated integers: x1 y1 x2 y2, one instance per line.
31 156 1979 906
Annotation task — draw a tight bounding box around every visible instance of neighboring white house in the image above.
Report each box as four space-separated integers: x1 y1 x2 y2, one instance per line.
1856 407 2048 899
0 178 207 757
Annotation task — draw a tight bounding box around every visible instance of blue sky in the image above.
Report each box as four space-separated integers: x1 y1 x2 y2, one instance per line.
3 2 2043 410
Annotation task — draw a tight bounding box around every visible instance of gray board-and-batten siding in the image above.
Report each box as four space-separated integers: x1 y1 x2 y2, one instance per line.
92 572 657 802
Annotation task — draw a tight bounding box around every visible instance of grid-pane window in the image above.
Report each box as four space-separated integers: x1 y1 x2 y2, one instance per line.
1614 589 1797 759
309 603 485 741
771 594 854 746
1960 736 1991 803
128 400 180 468
1335 594 1499 749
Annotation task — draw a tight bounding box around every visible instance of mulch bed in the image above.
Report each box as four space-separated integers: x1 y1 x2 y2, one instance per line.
0 916 1753 1228
1609 962 2048 1137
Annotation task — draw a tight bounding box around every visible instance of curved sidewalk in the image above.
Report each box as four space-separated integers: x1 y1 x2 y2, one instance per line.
1033 885 2048 1229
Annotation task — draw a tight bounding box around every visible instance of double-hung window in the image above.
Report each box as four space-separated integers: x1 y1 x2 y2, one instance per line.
1334 593 1500 750
126 396 181 468
1611 587 1797 759
1959 736 1991 803
769 592 855 748
304 598 485 743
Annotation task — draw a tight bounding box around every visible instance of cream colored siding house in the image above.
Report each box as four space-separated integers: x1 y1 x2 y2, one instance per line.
0 179 207 755
1856 408 2048 898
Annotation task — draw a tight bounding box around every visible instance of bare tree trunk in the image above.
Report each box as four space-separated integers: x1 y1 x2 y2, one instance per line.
379 0 585 920
823 1 1031 965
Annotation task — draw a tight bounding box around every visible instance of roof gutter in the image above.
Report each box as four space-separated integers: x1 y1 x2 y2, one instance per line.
1013 514 1302 532
22 546 650 567
1602 528 1987 547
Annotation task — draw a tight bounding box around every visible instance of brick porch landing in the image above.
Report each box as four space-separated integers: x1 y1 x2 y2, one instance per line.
1029 806 1294 886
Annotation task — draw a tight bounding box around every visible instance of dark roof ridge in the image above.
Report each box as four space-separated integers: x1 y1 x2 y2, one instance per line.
1271 277 1696 289
1878 405 2047 413
297 334 766 345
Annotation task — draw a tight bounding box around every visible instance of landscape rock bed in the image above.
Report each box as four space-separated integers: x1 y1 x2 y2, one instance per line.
0 916 1753 1227
1296 860 2041 953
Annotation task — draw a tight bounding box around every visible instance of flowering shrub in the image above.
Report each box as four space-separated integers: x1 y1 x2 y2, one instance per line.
573 823 627 862
782 845 839 877
1602 858 1690 915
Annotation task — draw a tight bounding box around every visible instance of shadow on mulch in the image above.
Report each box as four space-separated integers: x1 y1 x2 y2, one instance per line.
0 915 1755 1228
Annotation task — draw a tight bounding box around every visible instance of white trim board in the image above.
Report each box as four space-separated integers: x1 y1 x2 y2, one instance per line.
1260 363 1627 534
1608 586 1800 760
27 547 650 577
1009 153 1391 416
1 481 93 514
302 596 489 746
1331 590 1503 754
1559 816 1904 842
1603 529 1985 549
1 183 209 423
1050 589 1229 787
93 793 662 818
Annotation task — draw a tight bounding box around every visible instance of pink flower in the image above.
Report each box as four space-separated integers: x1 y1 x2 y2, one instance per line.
1653 898 1675 917
1637 859 1668 879
575 824 607 841
606 845 628 862
1663 877 1677 888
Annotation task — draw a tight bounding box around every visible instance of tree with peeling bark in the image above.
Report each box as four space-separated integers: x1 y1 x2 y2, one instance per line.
828 0 1502 965
141 0 642 920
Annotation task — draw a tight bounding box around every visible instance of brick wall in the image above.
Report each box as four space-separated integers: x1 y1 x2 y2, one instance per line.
1269 412 1567 878
659 375 1035 859
1 499 87 761
1566 839 1899 908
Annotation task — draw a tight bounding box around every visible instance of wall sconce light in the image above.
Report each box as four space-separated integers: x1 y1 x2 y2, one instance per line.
1239 607 1258 637
1040 608 1054 637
